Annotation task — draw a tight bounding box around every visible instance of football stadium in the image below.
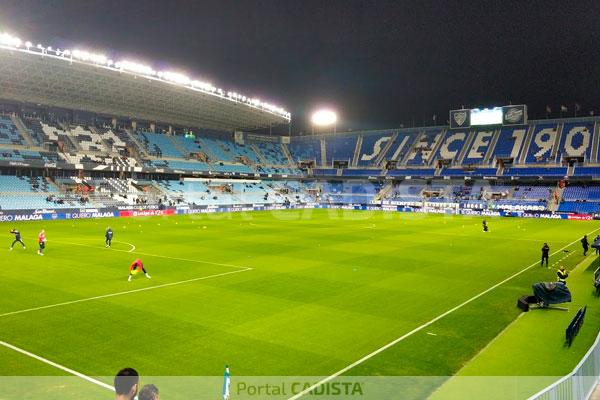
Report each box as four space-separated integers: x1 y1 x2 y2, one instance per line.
1 3 600 400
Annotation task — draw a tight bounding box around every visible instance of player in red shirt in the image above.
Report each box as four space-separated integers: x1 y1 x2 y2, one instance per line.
128 258 151 281
37 229 46 256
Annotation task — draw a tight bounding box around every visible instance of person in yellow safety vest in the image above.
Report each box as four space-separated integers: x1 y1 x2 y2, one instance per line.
557 266 569 283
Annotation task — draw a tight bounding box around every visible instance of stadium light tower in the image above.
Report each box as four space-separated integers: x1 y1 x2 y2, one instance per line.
311 109 337 135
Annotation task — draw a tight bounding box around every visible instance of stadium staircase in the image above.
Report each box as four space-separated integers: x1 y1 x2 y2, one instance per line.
250 143 269 165
280 143 295 167
375 134 396 166
517 124 535 164
496 164 504 176
551 122 564 163
352 135 363 166
45 176 63 192
428 129 446 166
320 139 327 167
58 122 82 152
593 122 600 162
549 184 566 212
374 182 394 202
385 133 404 164
193 137 215 161
168 135 190 158
484 129 501 164
10 115 35 147
400 131 422 165
124 128 148 157
455 131 475 165
88 126 116 156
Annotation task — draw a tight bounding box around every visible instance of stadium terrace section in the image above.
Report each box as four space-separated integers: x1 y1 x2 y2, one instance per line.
0 109 600 217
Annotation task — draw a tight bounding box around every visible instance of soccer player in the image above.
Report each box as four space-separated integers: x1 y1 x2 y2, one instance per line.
129 258 151 281
557 266 569 283
37 229 46 256
138 384 160 400
582 235 589 256
482 220 489 232
114 367 139 400
541 243 550 268
106 227 113 248
9 229 25 250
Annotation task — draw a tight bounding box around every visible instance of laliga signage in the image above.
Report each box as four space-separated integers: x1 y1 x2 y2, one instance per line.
450 104 527 129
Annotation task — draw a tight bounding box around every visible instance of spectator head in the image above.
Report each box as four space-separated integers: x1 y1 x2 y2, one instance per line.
114 368 139 399
139 384 160 400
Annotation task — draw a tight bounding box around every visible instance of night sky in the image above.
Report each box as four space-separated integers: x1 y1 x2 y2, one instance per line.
1 0 599 133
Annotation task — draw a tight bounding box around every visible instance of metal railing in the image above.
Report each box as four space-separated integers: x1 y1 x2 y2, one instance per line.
528 330 600 400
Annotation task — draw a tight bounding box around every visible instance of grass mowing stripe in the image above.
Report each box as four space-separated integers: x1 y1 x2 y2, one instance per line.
55 240 249 270
287 226 600 400
0 267 252 318
0 340 113 391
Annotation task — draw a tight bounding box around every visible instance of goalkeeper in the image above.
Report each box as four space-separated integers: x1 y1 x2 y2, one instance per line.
128 258 151 282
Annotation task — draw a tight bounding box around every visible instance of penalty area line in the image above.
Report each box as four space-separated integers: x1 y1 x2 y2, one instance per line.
287 226 600 400
0 267 252 319
0 340 113 391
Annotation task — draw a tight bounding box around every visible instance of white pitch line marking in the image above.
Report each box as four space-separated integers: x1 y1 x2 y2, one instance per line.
55 240 248 270
112 240 136 252
287 227 600 400
0 340 113 391
0 267 252 319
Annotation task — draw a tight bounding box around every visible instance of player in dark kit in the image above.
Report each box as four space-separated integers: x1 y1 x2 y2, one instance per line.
557 266 569 283
9 229 25 250
482 220 489 232
582 235 589 256
128 258 151 281
105 227 113 248
541 243 550 268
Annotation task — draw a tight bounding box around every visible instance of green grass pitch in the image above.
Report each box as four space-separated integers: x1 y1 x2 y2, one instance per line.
1 209 599 399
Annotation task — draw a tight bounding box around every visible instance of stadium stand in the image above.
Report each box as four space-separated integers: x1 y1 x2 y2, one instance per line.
2 108 600 217
252 140 290 165
0 116 26 145
503 167 567 177
490 125 527 160
524 123 559 163
324 135 358 164
136 131 184 158
288 137 322 164
404 129 444 166
357 131 395 167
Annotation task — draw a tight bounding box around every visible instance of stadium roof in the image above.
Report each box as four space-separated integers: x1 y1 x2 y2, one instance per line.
0 33 290 131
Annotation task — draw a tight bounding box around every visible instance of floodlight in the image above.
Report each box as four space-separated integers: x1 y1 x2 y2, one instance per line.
311 109 337 126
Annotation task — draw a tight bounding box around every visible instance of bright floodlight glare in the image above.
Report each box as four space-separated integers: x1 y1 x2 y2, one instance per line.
311 109 337 126
0 28 290 119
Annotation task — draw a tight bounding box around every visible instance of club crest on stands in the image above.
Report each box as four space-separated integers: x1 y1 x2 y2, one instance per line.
453 111 467 126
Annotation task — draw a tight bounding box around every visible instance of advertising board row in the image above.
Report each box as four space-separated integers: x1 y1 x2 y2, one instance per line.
0 203 593 223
